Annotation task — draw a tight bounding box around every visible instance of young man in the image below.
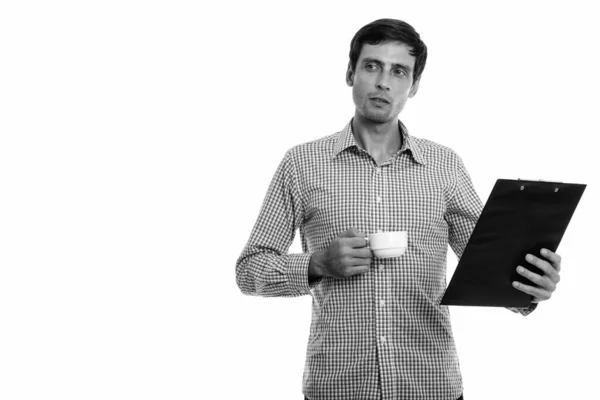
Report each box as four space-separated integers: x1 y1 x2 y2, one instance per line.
236 19 562 400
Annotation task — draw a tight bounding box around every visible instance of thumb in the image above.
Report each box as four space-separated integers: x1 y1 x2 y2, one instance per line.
339 228 364 238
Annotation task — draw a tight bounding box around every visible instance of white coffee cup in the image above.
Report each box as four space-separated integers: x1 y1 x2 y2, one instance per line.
366 231 408 258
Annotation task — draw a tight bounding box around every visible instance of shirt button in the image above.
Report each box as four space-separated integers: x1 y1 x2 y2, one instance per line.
378 265 384 271
380 300 385 307
376 168 381 174
376 196 382 203
380 336 386 343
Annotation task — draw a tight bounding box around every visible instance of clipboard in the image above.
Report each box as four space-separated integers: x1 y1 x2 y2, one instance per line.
440 179 586 308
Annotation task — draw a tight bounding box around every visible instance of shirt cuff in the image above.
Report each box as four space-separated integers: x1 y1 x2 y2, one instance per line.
508 301 538 316
285 253 318 295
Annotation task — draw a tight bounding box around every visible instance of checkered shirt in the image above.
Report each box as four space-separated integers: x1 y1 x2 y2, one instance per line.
236 119 535 400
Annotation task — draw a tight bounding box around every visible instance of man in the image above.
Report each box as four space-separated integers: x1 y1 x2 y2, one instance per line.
236 19 562 400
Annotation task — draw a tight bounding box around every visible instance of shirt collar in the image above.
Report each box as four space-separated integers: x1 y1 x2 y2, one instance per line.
333 119 427 165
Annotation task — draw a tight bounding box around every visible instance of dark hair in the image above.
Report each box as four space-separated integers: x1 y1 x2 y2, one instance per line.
349 18 428 84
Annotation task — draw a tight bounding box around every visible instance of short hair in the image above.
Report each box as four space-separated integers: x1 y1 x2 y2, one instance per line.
349 18 428 84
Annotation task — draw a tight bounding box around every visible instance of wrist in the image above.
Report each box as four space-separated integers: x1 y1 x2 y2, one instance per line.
308 250 327 281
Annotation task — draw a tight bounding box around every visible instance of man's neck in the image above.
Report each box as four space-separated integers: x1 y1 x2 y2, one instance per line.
351 114 402 166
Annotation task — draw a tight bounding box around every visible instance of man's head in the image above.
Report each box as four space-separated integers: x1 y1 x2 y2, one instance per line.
346 19 428 123
348 19 428 86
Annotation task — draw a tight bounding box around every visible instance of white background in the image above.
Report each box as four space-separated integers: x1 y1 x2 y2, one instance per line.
1 1 598 399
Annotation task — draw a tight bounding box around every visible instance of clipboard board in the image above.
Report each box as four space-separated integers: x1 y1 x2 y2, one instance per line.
440 179 586 308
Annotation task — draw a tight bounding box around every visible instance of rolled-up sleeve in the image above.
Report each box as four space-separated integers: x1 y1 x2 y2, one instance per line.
236 150 314 297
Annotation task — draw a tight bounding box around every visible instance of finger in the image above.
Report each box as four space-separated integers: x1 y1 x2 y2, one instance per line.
342 253 372 266
350 247 373 259
540 248 562 272
338 228 363 238
335 263 370 278
347 236 369 248
516 265 556 291
512 280 551 302
525 254 560 283
345 265 371 276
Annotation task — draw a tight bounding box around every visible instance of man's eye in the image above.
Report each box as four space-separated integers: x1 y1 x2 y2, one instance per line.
394 69 406 76
366 64 378 71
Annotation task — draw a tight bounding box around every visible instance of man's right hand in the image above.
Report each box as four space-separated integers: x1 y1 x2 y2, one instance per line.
308 228 372 281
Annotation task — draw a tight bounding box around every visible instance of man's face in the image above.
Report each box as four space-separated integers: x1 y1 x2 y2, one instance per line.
346 41 419 124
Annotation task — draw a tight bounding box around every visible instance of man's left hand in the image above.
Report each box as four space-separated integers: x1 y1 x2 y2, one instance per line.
512 248 562 303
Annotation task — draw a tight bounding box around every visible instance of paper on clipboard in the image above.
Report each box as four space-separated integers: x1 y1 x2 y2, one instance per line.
440 179 586 308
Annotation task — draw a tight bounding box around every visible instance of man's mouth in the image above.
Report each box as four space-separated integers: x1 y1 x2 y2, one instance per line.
370 96 390 104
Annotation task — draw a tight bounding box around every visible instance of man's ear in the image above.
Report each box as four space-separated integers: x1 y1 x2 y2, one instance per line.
346 62 354 87
408 79 420 98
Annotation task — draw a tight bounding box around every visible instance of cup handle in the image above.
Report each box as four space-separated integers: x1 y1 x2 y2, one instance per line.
364 236 369 246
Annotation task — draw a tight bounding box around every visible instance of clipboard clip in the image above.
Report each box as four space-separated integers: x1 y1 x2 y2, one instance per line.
517 178 563 183
517 179 563 192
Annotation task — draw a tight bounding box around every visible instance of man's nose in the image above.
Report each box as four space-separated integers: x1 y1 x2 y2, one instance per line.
376 73 391 91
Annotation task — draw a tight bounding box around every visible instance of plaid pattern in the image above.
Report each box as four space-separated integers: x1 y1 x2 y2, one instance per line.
237 120 534 400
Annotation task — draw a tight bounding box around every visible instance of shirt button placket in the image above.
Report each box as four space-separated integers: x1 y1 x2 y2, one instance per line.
373 164 391 399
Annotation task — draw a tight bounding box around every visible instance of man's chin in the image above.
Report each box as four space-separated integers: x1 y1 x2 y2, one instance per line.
362 111 395 124
355 104 401 124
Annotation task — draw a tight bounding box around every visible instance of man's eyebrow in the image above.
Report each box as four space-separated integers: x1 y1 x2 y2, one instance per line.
362 57 412 72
